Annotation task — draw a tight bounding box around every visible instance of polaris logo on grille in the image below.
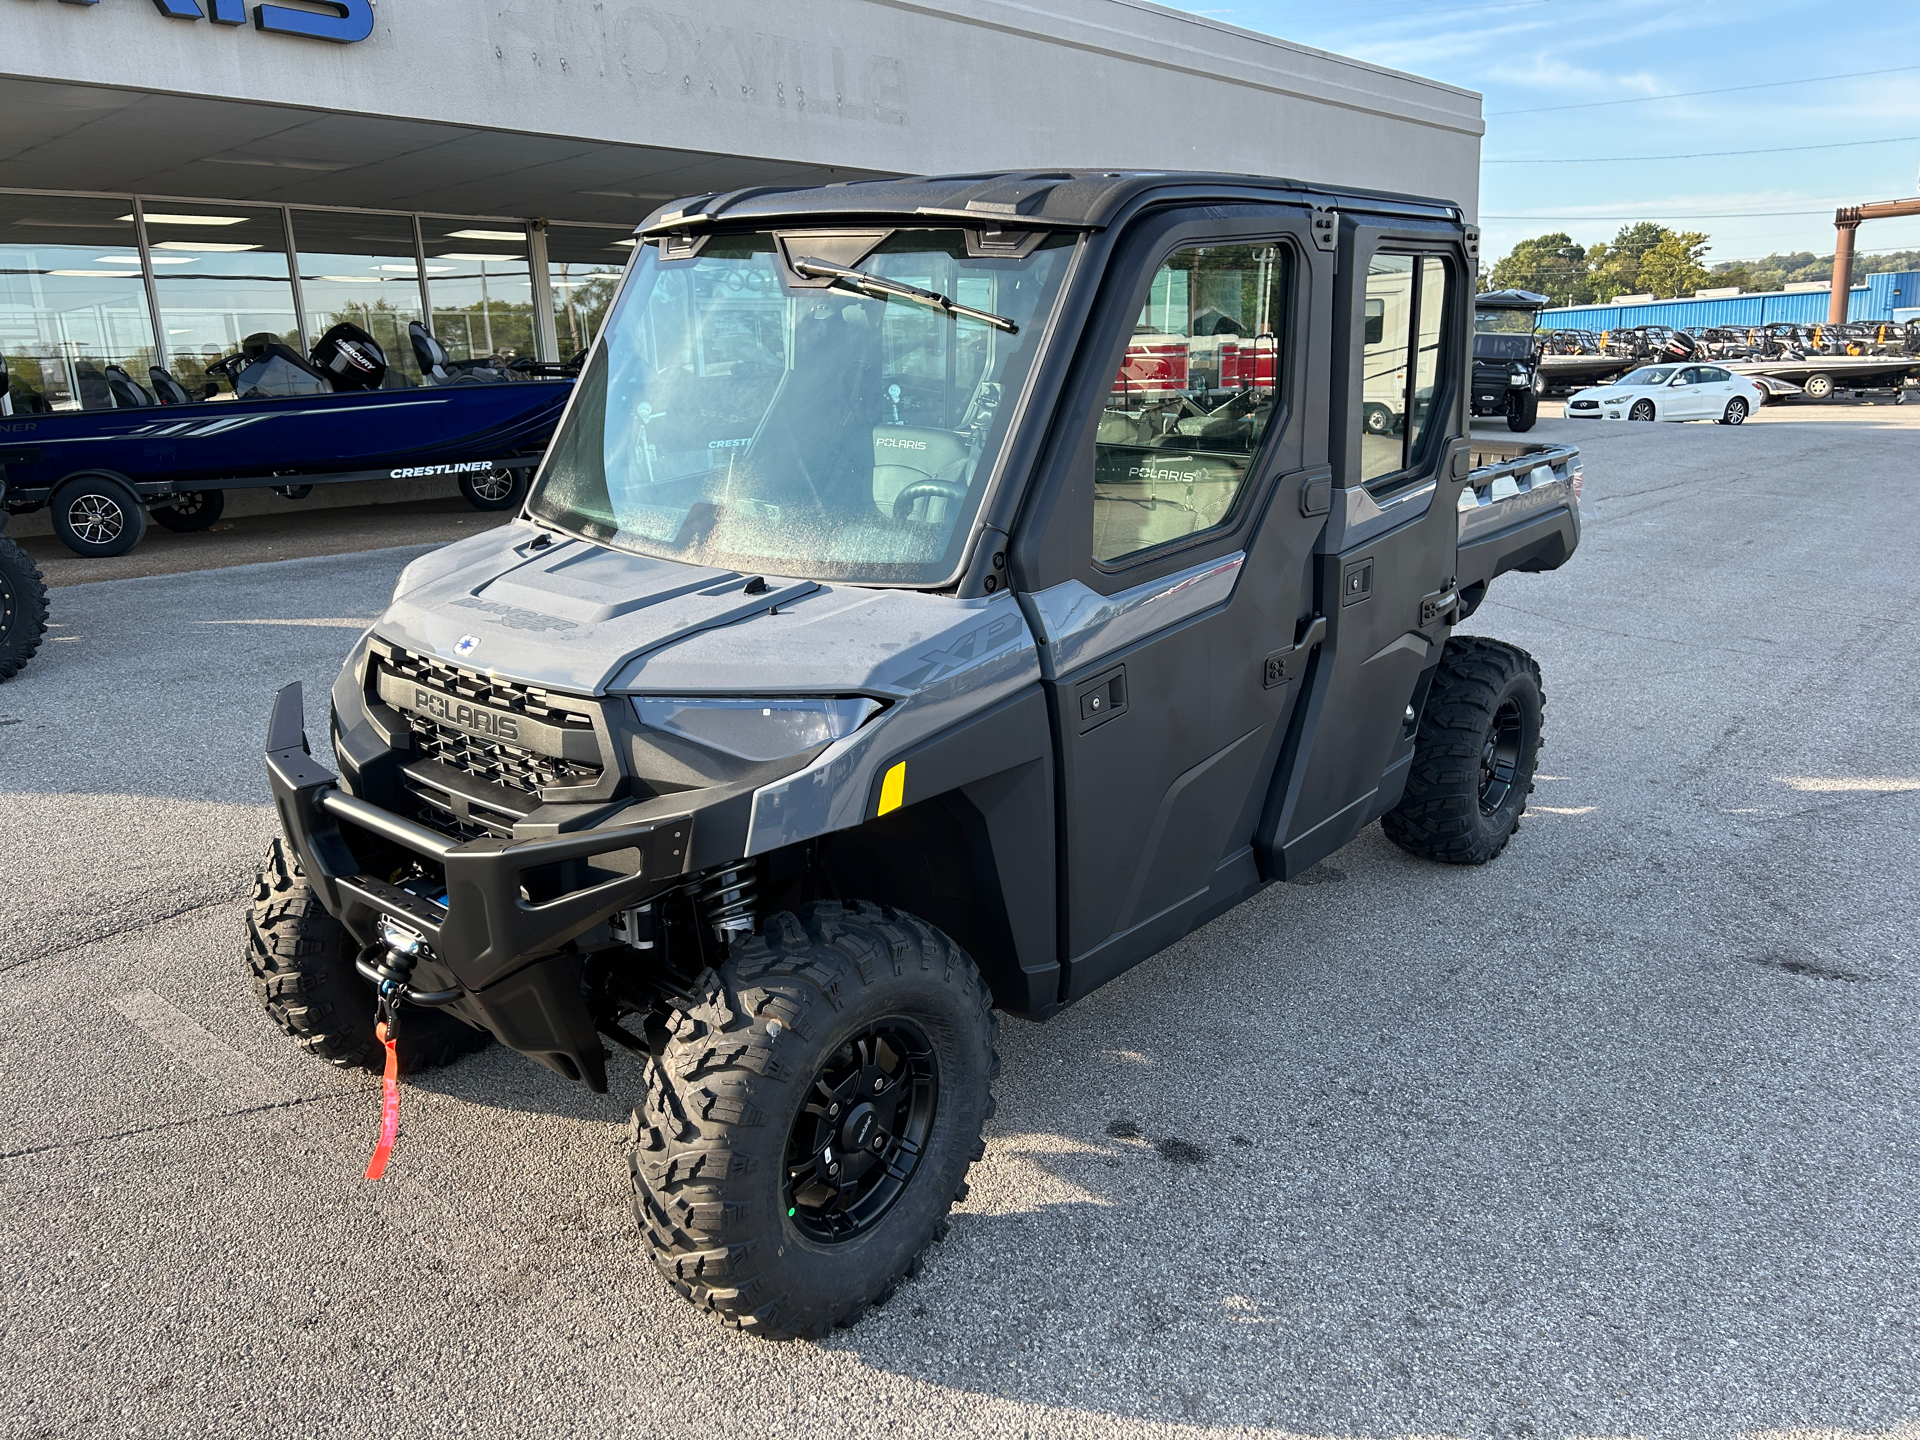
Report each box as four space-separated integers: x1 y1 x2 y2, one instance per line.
412 688 520 742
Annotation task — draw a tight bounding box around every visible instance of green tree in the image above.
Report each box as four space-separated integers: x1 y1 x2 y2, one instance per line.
1637 231 1712 299
1486 232 1594 305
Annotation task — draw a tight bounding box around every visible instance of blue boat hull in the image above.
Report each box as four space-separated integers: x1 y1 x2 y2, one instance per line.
0 380 571 507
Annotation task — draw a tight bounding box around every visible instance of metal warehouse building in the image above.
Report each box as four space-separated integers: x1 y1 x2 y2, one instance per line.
1541 270 1920 333
3 0 1482 412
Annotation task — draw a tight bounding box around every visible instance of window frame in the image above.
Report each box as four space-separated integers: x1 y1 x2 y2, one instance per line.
1085 229 1303 577
1355 247 1459 496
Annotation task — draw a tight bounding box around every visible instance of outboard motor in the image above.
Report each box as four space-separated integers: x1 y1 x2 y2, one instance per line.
310 322 388 391
1660 330 1699 362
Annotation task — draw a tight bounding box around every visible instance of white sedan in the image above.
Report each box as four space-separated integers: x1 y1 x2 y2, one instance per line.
1564 363 1766 425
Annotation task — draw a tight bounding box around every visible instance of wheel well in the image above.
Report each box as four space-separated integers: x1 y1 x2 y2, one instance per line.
767 790 1031 1014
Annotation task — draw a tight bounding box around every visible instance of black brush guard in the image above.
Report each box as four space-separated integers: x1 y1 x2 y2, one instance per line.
264 682 691 1090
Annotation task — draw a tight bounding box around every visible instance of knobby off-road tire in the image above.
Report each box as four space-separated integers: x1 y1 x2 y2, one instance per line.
1506 387 1539 432
245 836 491 1071
629 901 999 1340
1382 636 1545 865
0 535 49 681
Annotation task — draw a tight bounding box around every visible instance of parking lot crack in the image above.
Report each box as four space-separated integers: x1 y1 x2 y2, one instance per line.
0 1092 343 1163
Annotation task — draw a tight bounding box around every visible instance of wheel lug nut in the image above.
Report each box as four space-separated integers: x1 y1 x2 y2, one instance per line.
829 1103 839 1116
873 1077 884 1092
827 1162 840 1176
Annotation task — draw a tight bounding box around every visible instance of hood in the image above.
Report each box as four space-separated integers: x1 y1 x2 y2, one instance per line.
379 524 822 693
376 523 1039 704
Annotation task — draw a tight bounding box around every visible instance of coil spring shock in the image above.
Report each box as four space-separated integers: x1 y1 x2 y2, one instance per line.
697 863 757 942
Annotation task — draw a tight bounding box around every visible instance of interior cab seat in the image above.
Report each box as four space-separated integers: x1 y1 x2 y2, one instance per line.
102 365 156 408
149 367 197 405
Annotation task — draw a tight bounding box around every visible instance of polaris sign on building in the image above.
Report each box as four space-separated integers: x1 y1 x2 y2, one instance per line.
3 0 1483 407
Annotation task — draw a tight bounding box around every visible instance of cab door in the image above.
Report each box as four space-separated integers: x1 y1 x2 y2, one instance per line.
1256 220 1471 878
1013 207 1333 1001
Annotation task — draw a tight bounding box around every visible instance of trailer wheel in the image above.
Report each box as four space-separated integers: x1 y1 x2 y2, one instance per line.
245 836 492 1071
50 474 147 558
1506 388 1538 432
1718 397 1749 426
0 535 49 681
458 467 527 512
1801 372 1834 401
150 489 225 533
1382 636 1543 866
629 901 998 1340
1362 403 1395 436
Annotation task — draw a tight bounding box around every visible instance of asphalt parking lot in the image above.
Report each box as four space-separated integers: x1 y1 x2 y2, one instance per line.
4 402 1919 1440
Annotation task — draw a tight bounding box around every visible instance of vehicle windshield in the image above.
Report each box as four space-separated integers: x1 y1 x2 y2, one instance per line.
528 228 1075 584
1618 366 1676 386
1474 308 1540 335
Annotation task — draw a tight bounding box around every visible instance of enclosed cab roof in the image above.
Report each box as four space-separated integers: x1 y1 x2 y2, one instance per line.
637 170 1464 237
1476 289 1550 311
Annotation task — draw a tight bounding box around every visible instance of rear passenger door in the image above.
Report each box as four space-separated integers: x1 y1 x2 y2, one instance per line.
1018 207 1332 1001
1257 218 1470 877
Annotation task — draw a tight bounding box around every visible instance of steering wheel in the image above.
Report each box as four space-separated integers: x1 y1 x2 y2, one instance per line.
892 479 967 521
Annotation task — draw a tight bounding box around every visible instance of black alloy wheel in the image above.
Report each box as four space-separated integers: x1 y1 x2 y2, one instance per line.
785 1019 939 1243
458 467 527 512
50 475 147 558
1629 399 1656 421
1479 696 1525 815
150 488 226 533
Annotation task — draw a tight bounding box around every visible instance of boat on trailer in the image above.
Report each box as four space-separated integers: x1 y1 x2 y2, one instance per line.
0 322 575 557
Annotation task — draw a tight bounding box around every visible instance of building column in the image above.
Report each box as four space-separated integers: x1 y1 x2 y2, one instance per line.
527 221 559 364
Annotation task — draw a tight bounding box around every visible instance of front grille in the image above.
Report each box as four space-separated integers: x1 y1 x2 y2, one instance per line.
400 775 521 841
373 643 604 803
401 715 601 794
380 647 599 731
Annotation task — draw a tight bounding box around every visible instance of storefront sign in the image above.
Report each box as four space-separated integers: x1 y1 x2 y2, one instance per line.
53 0 374 45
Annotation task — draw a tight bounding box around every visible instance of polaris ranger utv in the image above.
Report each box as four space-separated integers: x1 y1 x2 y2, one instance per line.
253 172 1581 1338
1471 288 1549 431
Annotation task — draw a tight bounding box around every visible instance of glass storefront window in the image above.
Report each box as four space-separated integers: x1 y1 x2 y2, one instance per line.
0 193 159 411
421 217 533 364
291 209 425 386
147 202 301 395
545 224 632 360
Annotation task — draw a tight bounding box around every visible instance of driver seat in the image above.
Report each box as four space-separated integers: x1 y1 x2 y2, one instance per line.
409 321 452 383
871 426 970 519
149 367 197 405
103 365 155 408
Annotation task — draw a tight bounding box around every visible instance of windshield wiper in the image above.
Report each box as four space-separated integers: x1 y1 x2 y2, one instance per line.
792 257 1019 334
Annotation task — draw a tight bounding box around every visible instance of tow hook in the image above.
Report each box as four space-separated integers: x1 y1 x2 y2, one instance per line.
355 917 462 1007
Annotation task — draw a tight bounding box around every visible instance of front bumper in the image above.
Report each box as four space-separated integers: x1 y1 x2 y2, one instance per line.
266 681 692 1090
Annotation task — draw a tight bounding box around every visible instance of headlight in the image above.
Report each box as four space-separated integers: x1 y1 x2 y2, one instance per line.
1509 365 1529 384
632 696 881 762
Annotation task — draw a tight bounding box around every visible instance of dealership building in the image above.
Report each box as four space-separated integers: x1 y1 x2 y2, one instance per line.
4 0 1481 410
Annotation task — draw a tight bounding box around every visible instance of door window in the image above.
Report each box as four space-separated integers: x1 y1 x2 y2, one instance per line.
1358 252 1454 484
1093 242 1288 563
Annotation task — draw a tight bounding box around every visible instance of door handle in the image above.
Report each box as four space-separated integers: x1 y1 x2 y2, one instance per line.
1261 615 1326 689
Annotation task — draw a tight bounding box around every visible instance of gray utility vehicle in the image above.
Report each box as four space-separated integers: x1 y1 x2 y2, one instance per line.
1471 289 1549 432
254 172 1582 1339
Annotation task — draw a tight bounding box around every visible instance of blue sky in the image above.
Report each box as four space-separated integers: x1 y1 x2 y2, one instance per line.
1159 0 1920 273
